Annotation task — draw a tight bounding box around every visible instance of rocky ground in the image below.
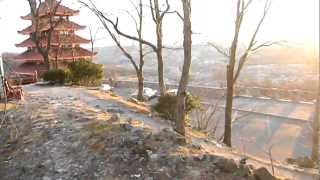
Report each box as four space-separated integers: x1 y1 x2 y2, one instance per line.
0 85 317 180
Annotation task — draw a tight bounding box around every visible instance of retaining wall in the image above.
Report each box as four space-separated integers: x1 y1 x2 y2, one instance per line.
112 80 316 102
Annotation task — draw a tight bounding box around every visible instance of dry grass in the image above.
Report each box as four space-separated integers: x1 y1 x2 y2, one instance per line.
87 90 150 114
0 103 16 112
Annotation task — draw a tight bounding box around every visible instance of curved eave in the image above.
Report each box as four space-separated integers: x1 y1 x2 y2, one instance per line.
21 10 80 20
14 48 96 62
17 30 31 35
18 22 86 35
15 38 35 47
55 56 92 60
52 47 94 60
15 51 43 61
16 35 90 48
21 15 32 20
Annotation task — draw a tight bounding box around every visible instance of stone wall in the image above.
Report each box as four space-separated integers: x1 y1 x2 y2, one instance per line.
112 80 316 102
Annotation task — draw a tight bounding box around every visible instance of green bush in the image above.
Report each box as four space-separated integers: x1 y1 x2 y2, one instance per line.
68 60 103 86
64 69 72 83
43 69 67 84
152 93 201 121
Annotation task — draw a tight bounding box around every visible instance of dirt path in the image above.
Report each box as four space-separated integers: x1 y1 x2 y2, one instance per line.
0 85 317 180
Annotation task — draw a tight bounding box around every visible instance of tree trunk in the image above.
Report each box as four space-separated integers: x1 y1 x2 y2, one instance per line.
156 50 166 96
311 61 320 163
44 55 50 70
156 23 166 96
175 0 192 142
223 66 234 147
137 72 144 101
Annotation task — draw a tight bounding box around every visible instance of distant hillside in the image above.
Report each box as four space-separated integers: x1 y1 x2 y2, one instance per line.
95 45 317 89
95 44 314 66
2 44 317 90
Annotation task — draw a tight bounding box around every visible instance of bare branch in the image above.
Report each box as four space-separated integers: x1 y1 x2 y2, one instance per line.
124 10 140 34
149 0 157 22
243 0 253 11
79 0 157 52
208 42 230 57
166 10 184 21
233 0 273 83
251 41 286 52
26 0 63 68
160 0 170 19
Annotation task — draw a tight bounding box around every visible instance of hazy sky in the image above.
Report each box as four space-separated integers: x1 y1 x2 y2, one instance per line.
0 0 318 54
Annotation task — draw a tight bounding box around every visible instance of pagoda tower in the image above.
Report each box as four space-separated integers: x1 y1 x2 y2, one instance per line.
15 0 94 73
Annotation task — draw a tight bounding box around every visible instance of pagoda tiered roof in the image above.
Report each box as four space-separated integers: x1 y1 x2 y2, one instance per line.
53 47 94 60
21 0 79 20
14 49 44 61
16 34 90 47
18 20 85 35
15 47 93 61
15 0 94 64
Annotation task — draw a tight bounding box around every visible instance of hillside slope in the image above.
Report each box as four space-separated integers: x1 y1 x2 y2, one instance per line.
0 85 317 180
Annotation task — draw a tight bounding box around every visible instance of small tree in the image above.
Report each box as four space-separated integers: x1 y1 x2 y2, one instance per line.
89 26 101 60
43 69 66 84
68 60 103 86
175 0 192 141
210 0 275 147
148 0 173 95
80 0 147 101
153 93 200 121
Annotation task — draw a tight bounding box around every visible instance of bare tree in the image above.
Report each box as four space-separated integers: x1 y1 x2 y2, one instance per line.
148 0 172 95
210 0 274 147
79 0 174 96
80 0 146 101
175 0 191 142
26 0 63 70
311 57 320 163
89 26 101 60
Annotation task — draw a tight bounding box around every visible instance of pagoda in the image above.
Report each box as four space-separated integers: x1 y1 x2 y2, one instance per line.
15 0 94 74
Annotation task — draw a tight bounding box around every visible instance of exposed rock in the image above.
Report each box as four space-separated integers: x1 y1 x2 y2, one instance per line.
109 113 121 122
214 169 221 174
42 176 52 180
23 148 31 153
106 108 123 114
189 169 201 178
191 142 203 150
193 154 205 161
253 167 276 180
214 158 238 173
240 157 248 165
234 164 252 177
120 123 133 131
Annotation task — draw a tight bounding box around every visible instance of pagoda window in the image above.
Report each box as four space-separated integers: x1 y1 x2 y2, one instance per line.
61 44 69 48
59 31 69 35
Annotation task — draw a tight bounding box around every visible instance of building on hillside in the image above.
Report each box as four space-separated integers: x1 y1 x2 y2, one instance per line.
14 0 95 77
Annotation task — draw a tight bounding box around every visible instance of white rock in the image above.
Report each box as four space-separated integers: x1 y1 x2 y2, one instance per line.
42 176 52 180
101 84 112 92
